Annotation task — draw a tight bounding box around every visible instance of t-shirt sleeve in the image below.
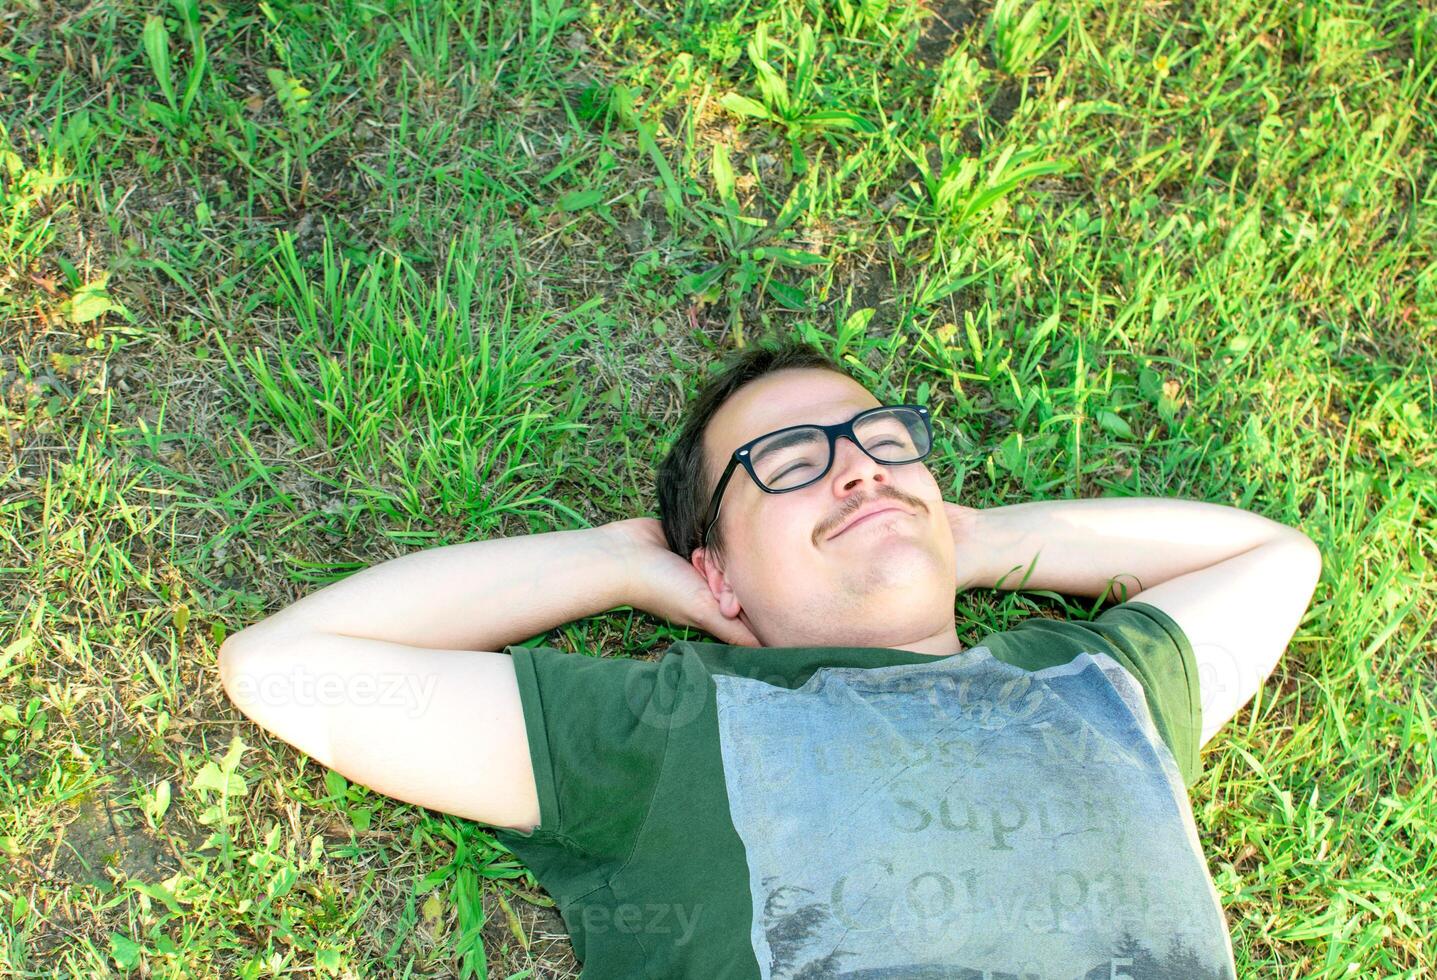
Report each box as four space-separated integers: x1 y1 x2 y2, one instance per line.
1085 600 1202 785
489 644 672 903
990 600 1203 786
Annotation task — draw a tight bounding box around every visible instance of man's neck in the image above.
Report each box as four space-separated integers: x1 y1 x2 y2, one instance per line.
749 615 965 656
883 625 965 657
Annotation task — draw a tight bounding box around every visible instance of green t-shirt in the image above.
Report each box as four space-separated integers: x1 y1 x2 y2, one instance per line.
492 601 1235 979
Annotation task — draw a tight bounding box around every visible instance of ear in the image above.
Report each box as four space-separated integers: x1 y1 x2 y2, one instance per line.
691 546 744 620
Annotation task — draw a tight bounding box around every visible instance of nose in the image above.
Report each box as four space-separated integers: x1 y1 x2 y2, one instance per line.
829 433 889 492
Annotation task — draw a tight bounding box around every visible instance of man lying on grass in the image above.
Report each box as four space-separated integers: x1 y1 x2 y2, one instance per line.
219 340 1321 979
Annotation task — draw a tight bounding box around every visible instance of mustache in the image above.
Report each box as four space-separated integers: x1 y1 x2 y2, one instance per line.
816 487 927 544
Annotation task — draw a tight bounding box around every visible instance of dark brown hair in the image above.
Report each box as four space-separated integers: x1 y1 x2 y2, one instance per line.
657 340 854 564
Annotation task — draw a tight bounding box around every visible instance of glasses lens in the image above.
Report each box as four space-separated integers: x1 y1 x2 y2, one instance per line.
855 407 928 462
751 427 828 489
750 408 929 490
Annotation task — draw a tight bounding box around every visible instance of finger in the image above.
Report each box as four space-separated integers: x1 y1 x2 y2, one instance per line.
702 610 761 648
732 617 761 646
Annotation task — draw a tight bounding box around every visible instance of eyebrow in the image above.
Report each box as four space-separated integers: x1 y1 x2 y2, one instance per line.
750 427 824 464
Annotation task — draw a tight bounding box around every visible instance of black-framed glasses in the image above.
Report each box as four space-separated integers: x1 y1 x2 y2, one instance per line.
700 404 933 550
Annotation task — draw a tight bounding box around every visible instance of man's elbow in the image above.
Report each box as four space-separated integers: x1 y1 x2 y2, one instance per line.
1262 533 1323 677
216 629 339 768
217 627 290 723
217 632 264 717
1304 533 1322 573
1289 531 1323 597
218 634 246 696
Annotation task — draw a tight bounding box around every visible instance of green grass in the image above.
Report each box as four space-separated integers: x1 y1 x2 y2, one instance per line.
2 0 1433 974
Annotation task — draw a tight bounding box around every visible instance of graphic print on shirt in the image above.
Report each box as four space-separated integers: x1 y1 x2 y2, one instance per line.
713 647 1236 980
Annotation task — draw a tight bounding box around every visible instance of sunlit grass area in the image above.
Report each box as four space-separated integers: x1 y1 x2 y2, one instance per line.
2 0 1433 975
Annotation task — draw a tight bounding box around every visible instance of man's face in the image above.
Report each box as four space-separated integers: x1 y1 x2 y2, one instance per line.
693 368 958 650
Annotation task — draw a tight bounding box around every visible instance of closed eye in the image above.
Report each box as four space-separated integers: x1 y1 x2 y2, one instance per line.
773 460 820 481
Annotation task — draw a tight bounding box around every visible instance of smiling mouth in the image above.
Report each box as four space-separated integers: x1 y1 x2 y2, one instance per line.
831 507 906 539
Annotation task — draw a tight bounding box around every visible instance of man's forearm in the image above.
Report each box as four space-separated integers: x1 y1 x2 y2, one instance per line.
231 526 632 651
958 496 1308 599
